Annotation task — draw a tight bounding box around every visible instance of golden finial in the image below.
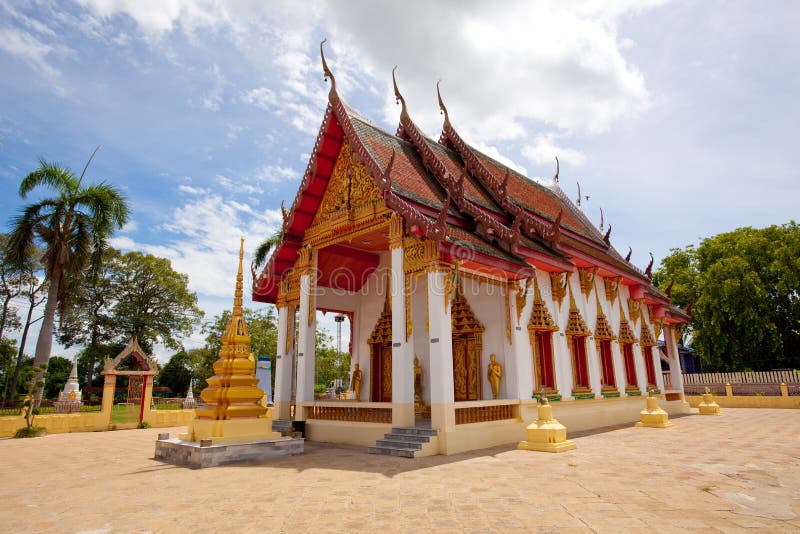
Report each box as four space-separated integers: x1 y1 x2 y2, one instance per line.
234 237 244 315
553 156 559 183
533 275 542 301
320 39 338 103
567 273 577 310
392 66 411 124
436 80 452 131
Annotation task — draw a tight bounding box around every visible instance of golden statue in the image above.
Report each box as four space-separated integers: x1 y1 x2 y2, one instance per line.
413 355 424 412
350 363 363 401
487 354 503 399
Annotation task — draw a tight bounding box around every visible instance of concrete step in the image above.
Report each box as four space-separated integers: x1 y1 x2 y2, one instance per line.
375 439 422 450
367 445 417 458
382 433 431 444
390 427 438 437
272 419 293 432
367 426 439 458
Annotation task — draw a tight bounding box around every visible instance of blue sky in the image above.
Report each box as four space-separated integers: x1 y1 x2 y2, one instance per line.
1 1 798 360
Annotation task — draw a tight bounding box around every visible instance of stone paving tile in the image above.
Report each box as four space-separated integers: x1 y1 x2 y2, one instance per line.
0 408 798 532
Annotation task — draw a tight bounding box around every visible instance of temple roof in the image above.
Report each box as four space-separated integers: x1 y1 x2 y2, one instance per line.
252 42 689 326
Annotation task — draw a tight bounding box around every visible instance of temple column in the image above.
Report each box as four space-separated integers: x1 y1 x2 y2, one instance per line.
274 303 295 420
653 345 666 392
294 248 316 420
427 269 455 431
633 343 648 392
611 341 628 396
664 325 685 395
506 281 534 399
587 338 603 398
389 217 414 427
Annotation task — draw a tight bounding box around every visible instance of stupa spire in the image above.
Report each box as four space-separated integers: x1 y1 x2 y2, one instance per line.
233 236 244 315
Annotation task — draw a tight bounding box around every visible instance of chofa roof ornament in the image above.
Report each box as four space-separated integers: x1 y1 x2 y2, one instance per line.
320 39 338 104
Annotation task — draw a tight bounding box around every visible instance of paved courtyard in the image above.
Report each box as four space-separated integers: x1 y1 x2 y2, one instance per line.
0 408 798 533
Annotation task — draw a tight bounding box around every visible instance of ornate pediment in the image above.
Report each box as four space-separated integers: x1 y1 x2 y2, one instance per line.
640 323 657 347
451 294 484 335
594 312 616 340
313 140 383 226
618 318 637 344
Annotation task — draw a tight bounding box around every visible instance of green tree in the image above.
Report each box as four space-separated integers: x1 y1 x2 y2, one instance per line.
0 235 23 340
198 307 278 390
58 249 119 387
6 155 129 404
314 329 350 391
4 262 47 403
156 351 193 396
655 222 800 371
42 356 72 400
109 251 203 353
0 338 17 402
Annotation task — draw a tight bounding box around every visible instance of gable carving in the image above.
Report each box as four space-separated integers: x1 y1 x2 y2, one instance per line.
313 140 383 226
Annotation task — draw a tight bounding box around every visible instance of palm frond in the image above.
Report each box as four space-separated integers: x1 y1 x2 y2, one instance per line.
19 159 79 198
5 200 56 269
253 230 283 270
74 182 130 232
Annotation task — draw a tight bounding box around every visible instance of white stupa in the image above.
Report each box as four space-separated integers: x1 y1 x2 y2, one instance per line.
59 357 82 402
182 381 195 409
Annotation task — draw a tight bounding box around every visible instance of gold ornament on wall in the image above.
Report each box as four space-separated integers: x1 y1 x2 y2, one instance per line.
549 272 567 308
604 276 621 304
578 267 597 299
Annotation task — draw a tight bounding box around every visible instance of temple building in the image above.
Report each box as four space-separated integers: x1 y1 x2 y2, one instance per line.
252 43 691 456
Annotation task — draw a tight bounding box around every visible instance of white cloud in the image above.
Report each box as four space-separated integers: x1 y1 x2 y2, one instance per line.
201 63 224 112
216 174 263 195
241 87 278 111
177 184 208 195
111 193 282 298
255 164 297 184
0 26 69 92
522 134 587 167
75 1 661 144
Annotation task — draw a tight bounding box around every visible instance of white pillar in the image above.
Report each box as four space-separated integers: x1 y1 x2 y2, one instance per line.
505 282 534 400
633 343 648 393
427 270 455 432
274 304 295 420
390 245 415 427
653 345 666 392
587 338 602 398
611 340 627 396
664 325 685 395
295 268 316 418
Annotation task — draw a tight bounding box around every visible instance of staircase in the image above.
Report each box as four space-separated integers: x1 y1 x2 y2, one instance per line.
368 427 439 458
272 419 302 438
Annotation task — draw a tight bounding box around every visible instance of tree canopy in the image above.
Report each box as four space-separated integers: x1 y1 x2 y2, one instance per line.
5 155 129 404
654 222 800 371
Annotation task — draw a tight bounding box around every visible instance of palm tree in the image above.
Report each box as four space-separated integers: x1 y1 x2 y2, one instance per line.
6 154 129 404
250 230 282 291
252 230 282 272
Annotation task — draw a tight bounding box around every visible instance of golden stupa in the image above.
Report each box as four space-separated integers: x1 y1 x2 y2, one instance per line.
181 238 280 444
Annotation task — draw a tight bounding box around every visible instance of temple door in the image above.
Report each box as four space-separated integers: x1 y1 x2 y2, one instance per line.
622 343 638 387
571 336 590 389
598 340 616 388
452 335 480 401
534 331 556 390
450 294 485 402
370 343 392 402
643 346 657 388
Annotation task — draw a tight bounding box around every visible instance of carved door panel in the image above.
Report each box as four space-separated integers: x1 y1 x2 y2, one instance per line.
453 336 480 401
453 337 468 401
381 345 392 402
371 342 392 402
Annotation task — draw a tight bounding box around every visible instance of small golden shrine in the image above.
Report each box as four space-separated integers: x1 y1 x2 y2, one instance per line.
181 238 280 444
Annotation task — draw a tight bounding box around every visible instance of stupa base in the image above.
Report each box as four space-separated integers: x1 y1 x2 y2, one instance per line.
155 434 303 469
179 417 281 444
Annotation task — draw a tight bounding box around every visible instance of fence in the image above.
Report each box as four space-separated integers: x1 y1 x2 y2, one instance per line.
683 370 799 385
